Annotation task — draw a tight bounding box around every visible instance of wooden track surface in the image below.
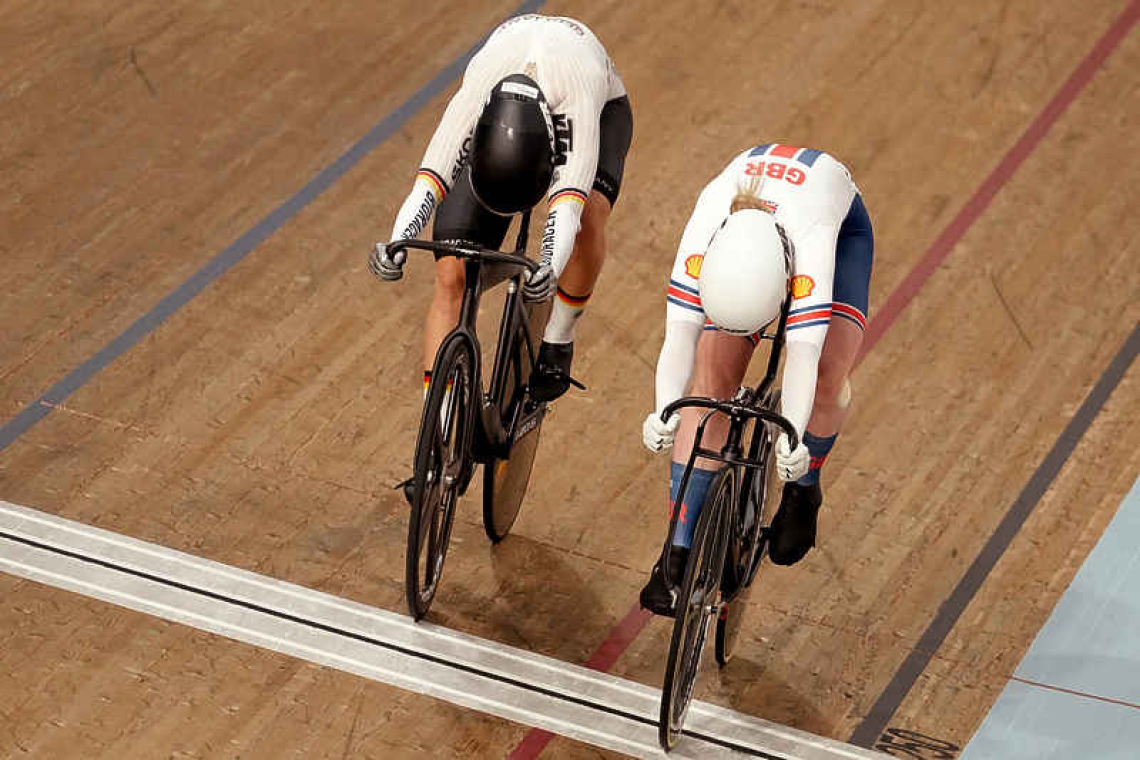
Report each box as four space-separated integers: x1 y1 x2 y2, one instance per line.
2 0 1138 757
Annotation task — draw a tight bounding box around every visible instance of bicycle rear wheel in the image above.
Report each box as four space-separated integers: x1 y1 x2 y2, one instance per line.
659 467 735 751
405 335 475 620
482 300 549 543
716 392 780 666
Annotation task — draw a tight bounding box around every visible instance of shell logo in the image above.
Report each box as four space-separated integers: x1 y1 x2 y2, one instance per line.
684 254 704 279
791 275 815 299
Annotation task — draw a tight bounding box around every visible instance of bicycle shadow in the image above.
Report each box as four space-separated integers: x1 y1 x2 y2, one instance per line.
701 642 834 736
426 527 619 661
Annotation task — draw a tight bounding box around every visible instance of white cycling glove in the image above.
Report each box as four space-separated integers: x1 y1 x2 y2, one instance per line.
642 412 680 453
775 433 810 481
369 242 405 281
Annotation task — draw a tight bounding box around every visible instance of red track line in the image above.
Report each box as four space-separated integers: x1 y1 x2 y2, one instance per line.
857 0 1140 367
506 606 653 759
1011 676 1140 712
508 3 1140 756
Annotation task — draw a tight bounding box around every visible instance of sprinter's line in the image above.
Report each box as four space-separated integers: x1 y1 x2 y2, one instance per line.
0 500 886 759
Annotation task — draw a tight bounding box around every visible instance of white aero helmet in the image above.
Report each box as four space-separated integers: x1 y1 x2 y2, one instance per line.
698 209 790 335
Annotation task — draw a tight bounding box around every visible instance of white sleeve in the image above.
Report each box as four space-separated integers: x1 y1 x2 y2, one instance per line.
780 341 821 439
784 220 840 352
420 51 500 191
539 71 606 275
539 195 586 276
389 178 442 242
651 172 736 413
778 158 854 437
655 320 702 415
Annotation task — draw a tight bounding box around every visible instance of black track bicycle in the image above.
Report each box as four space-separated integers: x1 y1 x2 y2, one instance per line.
654 293 799 751
387 211 558 620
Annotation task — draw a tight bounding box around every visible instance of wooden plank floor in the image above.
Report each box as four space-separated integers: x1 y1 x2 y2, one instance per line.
2 0 1138 757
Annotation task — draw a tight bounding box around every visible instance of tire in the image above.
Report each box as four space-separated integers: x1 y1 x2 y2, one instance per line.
659 467 734 751
405 335 475 620
715 392 780 666
713 578 752 668
482 302 548 543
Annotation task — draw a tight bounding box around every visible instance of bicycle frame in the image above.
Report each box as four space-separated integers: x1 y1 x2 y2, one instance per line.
657 290 799 588
389 211 545 462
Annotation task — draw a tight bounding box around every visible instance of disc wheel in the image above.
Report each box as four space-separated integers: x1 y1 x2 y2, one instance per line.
659 467 734 751
405 336 474 620
482 302 548 542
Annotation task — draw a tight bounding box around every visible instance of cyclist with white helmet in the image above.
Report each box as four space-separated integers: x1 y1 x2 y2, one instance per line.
639 144 873 615
370 14 632 411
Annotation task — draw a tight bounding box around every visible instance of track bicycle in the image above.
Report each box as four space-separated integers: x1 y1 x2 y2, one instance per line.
654 293 799 751
387 210 563 620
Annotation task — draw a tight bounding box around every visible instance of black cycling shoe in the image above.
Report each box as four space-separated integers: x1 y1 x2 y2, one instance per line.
529 341 576 403
639 546 689 617
396 477 415 506
767 482 822 566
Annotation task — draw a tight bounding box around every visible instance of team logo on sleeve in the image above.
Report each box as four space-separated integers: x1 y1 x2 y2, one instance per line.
552 113 574 166
791 275 815 299
684 254 703 278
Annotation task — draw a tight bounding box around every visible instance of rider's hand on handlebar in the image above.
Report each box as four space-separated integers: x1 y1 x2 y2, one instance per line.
642 412 680 453
523 263 556 301
369 241 405 281
775 433 810 481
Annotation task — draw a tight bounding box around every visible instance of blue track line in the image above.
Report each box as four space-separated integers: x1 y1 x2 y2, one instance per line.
0 0 545 454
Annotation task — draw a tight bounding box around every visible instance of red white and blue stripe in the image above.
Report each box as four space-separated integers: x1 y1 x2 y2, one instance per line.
666 278 703 313
786 303 833 331
831 302 867 330
748 143 824 167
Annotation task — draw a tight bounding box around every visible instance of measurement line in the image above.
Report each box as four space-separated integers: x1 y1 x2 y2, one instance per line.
0 500 887 760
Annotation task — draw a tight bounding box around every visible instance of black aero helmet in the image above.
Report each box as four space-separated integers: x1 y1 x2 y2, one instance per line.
469 74 556 215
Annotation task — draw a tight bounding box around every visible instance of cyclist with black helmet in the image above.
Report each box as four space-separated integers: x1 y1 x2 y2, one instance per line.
370 14 632 406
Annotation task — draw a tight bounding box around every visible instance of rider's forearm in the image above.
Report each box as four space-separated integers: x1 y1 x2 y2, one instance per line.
780 340 822 438
655 320 702 415
540 194 587 275
389 176 443 242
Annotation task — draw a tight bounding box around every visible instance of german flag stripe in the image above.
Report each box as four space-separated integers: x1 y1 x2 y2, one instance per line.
549 188 589 208
556 287 590 307
415 168 448 198
667 286 701 307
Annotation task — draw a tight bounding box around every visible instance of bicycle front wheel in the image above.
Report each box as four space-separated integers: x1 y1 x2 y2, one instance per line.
405 335 475 620
659 466 735 751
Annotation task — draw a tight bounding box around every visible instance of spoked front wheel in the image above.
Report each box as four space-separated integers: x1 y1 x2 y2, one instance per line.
405 335 475 620
659 467 735 751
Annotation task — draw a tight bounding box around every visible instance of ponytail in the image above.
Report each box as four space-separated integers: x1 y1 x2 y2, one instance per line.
730 175 767 214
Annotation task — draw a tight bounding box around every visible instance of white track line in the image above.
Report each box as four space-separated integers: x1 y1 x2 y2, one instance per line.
0 500 887 759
